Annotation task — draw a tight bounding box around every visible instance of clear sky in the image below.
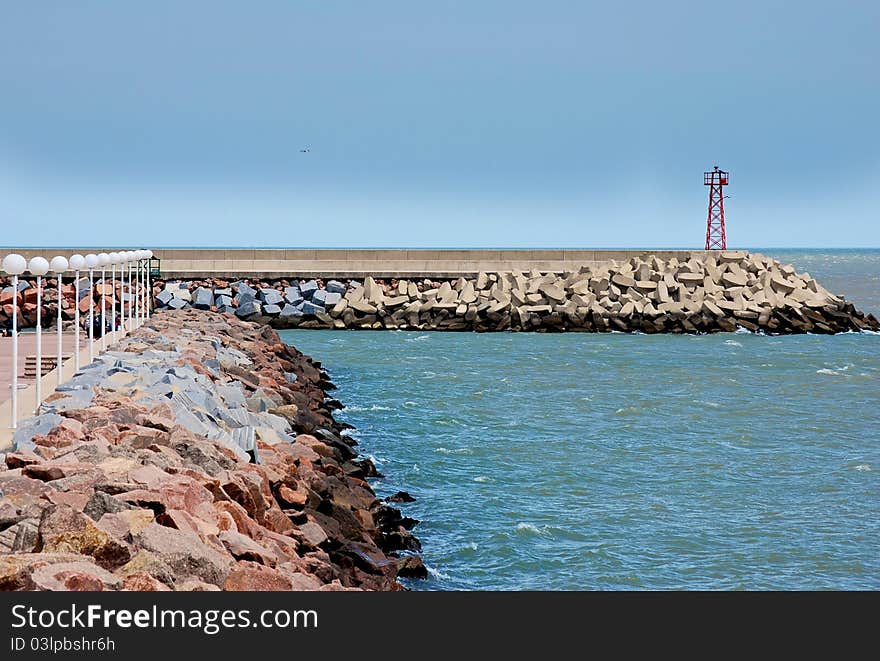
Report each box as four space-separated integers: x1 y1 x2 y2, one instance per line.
1 1 877 248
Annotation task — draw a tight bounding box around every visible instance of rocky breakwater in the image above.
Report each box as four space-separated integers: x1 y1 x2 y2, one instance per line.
0 309 422 591
1 275 131 330
152 251 879 334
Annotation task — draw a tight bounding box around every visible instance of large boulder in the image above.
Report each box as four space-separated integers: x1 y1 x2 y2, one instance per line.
325 280 347 295
193 287 215 309
260 289 283 306
299 280 319 300
235 301 261 318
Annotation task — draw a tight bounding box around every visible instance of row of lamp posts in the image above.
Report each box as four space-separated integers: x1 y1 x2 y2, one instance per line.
2 249 154 429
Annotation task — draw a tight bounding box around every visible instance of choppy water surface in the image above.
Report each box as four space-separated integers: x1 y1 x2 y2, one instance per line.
279 251 880 590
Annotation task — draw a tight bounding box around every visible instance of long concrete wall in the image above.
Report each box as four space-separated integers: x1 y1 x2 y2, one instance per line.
10 249 710 278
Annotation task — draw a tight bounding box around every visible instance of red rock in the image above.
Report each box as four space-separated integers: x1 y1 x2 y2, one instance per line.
39 505 132 570
223 562 292 591
133 523 231 587
28 556 123 591
278 484 308 508
218 530 277 566
46 490 91 511
5 450 41 469
123 573 172 591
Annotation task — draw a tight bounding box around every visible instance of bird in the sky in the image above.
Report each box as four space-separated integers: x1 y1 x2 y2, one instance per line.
300 147 310 153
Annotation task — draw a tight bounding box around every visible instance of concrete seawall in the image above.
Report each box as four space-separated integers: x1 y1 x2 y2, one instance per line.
12 249 704 279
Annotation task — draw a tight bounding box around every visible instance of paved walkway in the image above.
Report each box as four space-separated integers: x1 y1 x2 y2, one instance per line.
0 332 88 406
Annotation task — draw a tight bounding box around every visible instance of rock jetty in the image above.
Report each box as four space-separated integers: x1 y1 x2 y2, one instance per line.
148 252 879 334
0 309 422 591
0 275 132 331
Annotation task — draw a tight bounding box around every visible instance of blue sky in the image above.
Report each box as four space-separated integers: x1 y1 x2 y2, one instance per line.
1 1 877 248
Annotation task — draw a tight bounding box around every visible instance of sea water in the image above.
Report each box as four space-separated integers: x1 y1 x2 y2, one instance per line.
279 250 880 590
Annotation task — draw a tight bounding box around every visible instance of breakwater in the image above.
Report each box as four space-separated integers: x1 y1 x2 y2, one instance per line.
0 309 421 591
148 251 879 334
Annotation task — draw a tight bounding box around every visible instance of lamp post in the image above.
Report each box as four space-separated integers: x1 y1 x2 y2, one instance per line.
97 253 110 351
134 251 140 326
27 257 50 414
84 254 98 362
123 252 132 330
49 256 69 387
2 253 27 429
69 254 85 371
109 252 120 336
145 250 154 318
127 251 136 329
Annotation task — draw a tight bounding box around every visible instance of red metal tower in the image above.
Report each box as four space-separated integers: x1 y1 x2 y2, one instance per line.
704 165 729 250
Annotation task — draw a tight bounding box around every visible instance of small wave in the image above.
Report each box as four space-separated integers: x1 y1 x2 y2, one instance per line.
724 339 742 347
403 401 419 408
405 334 431 342
854 464 871 472
345 404 394 412
427 565 450 580
734 327 751 334
816 365 852 376
473 475 492 483
515 522 554 537
464 541 478 551
614 406 641 416
435 447 474 455
367 453 388 465
580 396 592 401
422 371 437 379
692 399 720 408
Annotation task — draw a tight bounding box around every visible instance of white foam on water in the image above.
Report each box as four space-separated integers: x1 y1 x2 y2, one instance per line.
345 404 394 412
465 541 478 551
693 399 720 408
615 406 641 416
405 334 431 342
421 371 437 379
516 522 541 534
435 447 473 455
724 339 743 347
473 475 491 483
427 565 451 580
854 464 871 472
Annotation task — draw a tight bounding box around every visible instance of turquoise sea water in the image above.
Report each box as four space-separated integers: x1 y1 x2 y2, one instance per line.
279 250 880 590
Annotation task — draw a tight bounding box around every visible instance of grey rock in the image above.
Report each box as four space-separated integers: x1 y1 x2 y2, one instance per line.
234 300 261 318
168 298 188 310
234 282 257 299
301 301 323 315
325 280 347 295
215 294 233 308
299 280 318 299
279 304 302 318
312 289 328 305
263 304 282 316
323 292 342 307
259 289 283 306
213 287 232 297
13 413 63 451
193 287 214 309
156 290 174 306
